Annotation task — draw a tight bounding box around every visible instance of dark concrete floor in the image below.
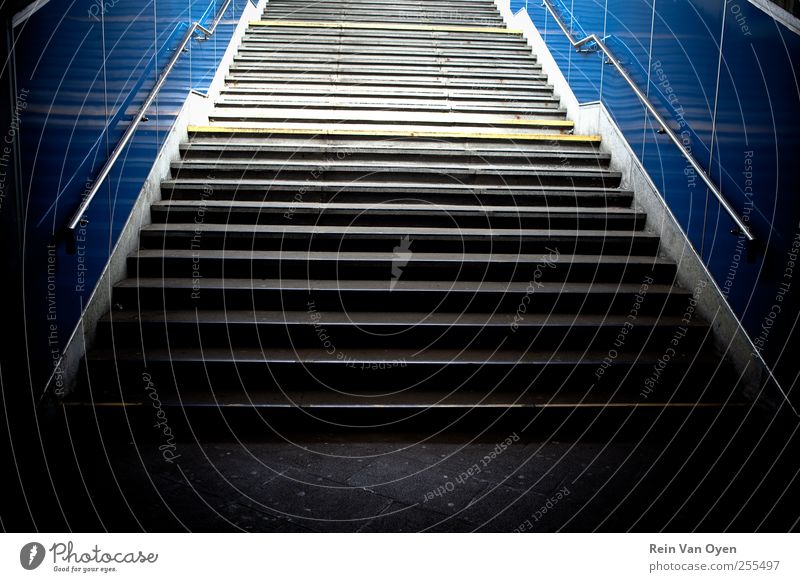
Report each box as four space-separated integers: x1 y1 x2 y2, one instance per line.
4 404 799 532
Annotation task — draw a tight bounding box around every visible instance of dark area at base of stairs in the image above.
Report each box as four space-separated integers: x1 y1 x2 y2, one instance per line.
3 404 799 532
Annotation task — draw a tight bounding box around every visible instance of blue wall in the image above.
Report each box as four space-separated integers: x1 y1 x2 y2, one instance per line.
9 0 248 393
516 0 800 399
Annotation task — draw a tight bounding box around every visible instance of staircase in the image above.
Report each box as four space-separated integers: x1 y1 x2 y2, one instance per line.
77 0 745 431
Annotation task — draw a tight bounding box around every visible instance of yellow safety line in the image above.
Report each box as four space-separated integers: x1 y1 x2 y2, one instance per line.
188 125 601 142
249 20 522 34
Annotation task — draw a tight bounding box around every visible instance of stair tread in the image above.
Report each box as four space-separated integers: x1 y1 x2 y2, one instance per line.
180 141 590 154
171 161 608 173
102 309 702 328
141 223 651 238
215 101 561 114
74 388 745 408
89 346 711 364
232 52 535 61
223 81 551 92
117 277 686 294
131 249 664 263
151 201 632 214
195 123 576 139
162 178 626 192
205 108 568 125
219 86 554 97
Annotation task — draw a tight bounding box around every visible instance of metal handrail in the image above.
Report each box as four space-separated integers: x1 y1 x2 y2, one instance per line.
65 0 233 235
539 0 755 241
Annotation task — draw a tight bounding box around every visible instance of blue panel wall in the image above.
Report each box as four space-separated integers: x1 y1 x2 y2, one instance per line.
644 0 724 254
10 0 247 393
522 0 605 102
517 0 800 398
603 0 653 165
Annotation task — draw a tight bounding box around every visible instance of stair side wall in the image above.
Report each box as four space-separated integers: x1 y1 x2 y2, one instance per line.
48 0 268 399
495 0 780 409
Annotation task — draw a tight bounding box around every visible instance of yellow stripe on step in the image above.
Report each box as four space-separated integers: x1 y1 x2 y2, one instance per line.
188 125 602 142
249 20 523 34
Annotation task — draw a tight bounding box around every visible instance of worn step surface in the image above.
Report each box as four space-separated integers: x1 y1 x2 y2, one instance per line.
111 278 693 314
97 308 710 354
149 202 639 228
74 0 746 430
139 224 658 254
161 180 633 206
127 249 669 280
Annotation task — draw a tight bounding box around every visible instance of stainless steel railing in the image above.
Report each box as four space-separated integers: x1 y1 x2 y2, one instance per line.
65 0 233 236
539 0 755 241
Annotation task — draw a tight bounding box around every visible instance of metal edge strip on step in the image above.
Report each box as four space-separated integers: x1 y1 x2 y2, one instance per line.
249 19 522 33
187 125 600 142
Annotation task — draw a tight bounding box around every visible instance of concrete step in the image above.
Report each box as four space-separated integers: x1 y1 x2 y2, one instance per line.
161 179 634 207
204 108 572 128
150 201 635 228
265 0 501 7
223 77 551 93
262 17 506 29
111 277 693 315
264 7 502 15
224 74 552 91
239 36 531 51
219 84 554 97
179 139 603 162
168 159 619 187
84 345 733 404
172 159 621 188
214 97 563 115
231 54 541 70
97 309 707 353
264 13 505 27
233 46 535 60
233 47 535 59
185 128 586 144
264 5 501 13
242 28 526 43
196 122 576 139
240 32 531 48
219 83 557 99
226 67 549 83
227 61 543 76
127 249 667 281
138 223 658 254
264 4 502 14
263 5 502 14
